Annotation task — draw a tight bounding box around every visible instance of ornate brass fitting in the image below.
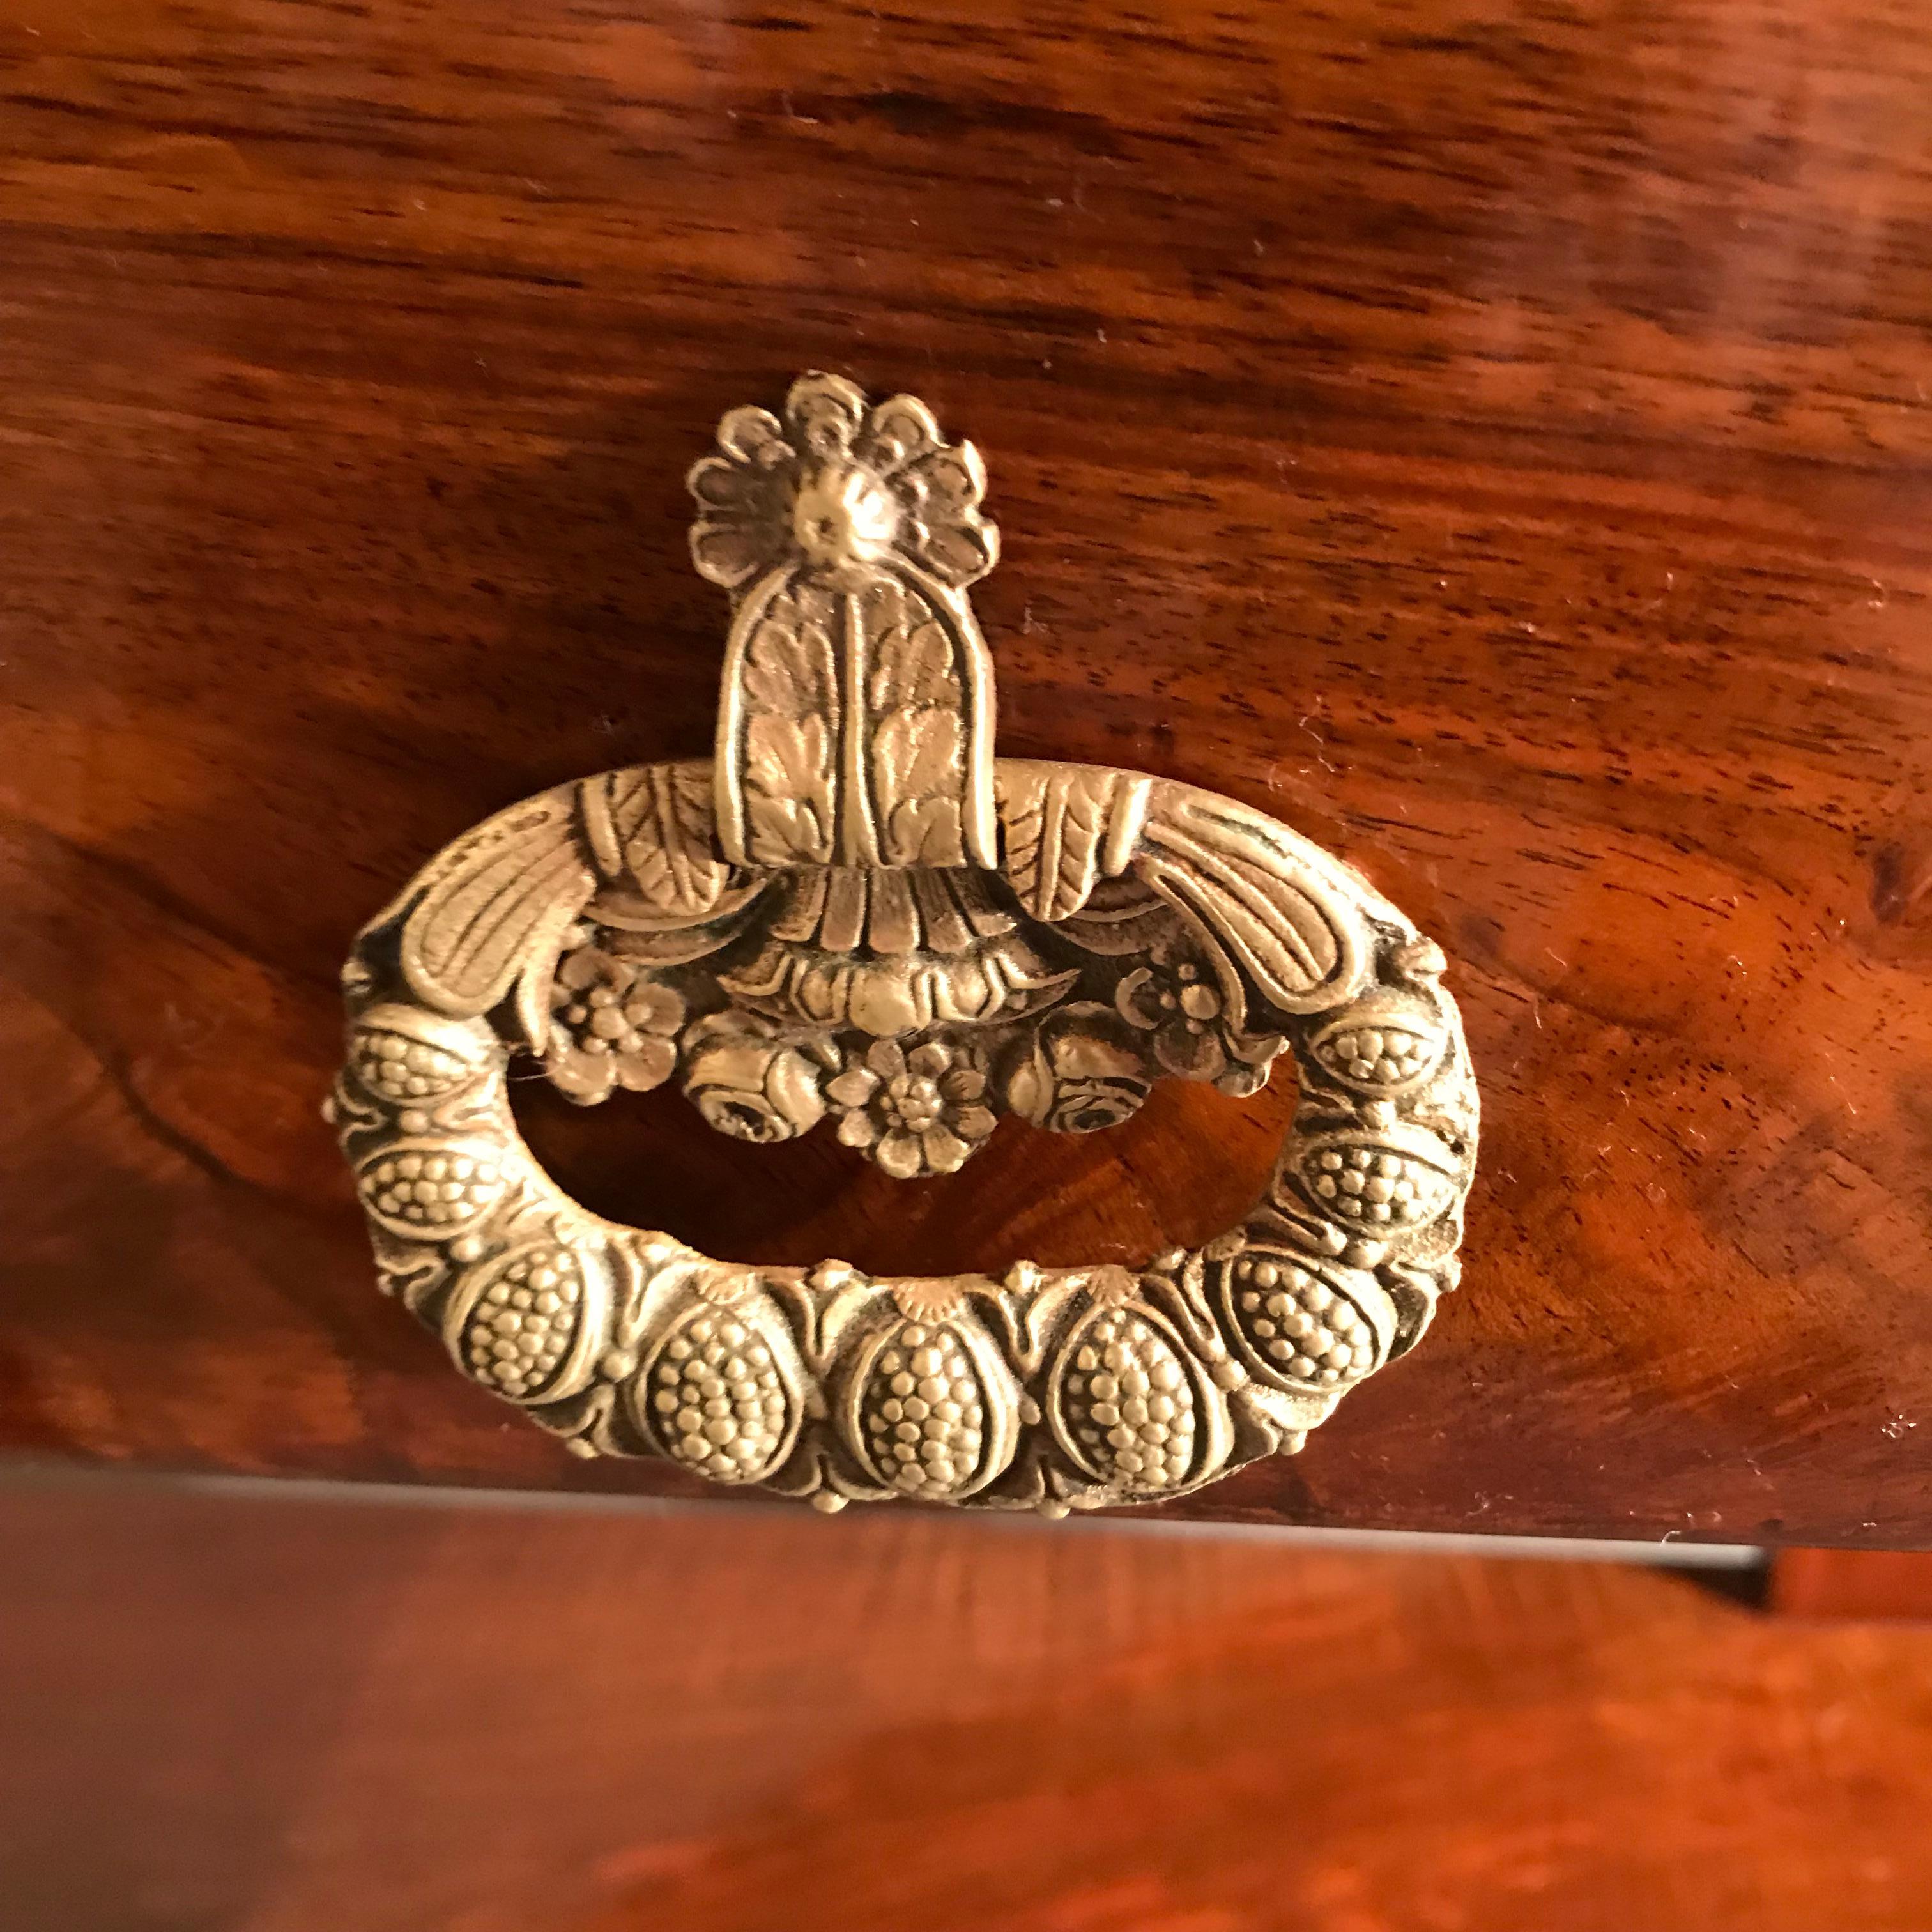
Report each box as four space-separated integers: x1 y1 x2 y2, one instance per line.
331 374 1477 1514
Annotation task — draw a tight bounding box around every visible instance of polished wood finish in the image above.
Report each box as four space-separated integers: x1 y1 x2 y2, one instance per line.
6 1475 1932 1932
4 0 1931 1540
1774 1548 1932 1621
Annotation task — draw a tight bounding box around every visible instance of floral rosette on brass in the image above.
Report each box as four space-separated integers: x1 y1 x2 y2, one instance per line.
826 1037 999 1178
330 375 1478 1515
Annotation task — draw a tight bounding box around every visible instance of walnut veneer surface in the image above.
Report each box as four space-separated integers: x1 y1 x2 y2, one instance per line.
3 0 1930 1539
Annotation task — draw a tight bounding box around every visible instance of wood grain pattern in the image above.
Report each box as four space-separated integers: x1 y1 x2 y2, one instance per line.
3 0 1931 1539
5 1475 1932 1932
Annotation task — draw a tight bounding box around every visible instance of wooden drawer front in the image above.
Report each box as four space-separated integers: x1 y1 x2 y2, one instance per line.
2 0 1929 1543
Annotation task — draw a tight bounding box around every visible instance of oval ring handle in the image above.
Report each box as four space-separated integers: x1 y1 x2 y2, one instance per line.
330 376 1477 1515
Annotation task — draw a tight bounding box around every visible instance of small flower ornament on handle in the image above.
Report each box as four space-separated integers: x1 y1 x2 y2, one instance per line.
330 375 1478 1515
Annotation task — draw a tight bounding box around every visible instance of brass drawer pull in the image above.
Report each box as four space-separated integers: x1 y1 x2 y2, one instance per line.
331 376 1477 1514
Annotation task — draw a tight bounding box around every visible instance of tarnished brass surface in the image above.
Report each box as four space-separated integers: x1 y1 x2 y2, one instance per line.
330 376 1477 1514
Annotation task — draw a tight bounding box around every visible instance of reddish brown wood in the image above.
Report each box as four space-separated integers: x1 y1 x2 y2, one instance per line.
3 0 1931 1539
3 1475 1931 1932
1774 1548 1932 1621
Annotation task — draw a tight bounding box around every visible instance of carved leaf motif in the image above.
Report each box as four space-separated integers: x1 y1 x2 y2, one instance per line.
742 590 838 719
604 765 734 922
873 706 963 813
747 795 825 866
745 712 834 862
865 589 957 711
859 576 978 867
999 765 1151 923
1137 794 1365 1016
732 583 843 866
399 790 595 1017
1054 882 1183 958
884 795 965 867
